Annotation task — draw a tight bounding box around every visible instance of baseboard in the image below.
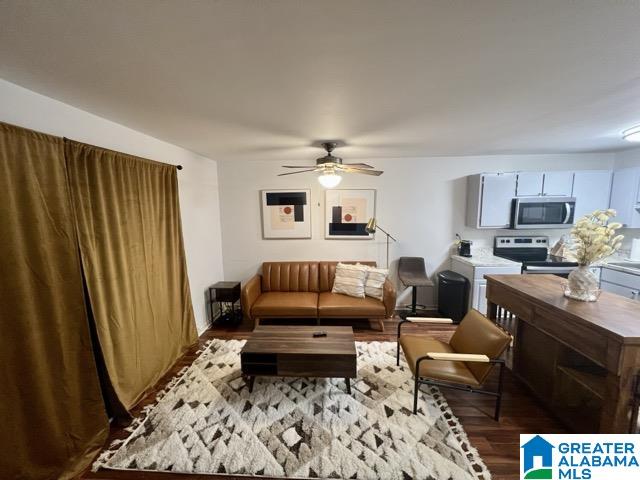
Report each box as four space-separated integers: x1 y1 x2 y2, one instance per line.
197 319 213 336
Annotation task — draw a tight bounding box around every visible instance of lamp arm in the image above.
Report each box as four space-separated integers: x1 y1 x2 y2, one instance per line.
375 224 397 242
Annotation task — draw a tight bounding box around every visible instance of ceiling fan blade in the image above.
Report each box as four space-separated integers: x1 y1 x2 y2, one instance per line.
277 168 319 176
281 165 319 168
339 166 384 176
343 163 374 169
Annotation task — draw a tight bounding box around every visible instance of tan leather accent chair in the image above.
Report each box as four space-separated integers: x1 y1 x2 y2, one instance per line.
241 261 396 331
397 309 511 419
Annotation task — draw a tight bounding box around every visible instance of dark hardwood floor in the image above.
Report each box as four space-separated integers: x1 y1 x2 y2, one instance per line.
82 315 567 480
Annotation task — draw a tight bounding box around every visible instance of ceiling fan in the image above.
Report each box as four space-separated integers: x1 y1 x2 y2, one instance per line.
278 142 383 188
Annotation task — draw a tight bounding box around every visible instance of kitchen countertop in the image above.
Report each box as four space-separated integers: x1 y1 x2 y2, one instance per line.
599 258 640 276
451 253 522 268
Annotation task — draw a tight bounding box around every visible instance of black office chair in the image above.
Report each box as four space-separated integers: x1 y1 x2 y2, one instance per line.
398 257 434 317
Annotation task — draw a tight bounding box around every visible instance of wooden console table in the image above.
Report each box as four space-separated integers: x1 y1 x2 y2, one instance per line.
485 274 640 433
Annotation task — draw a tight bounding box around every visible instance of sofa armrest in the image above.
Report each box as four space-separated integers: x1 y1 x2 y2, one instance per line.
241 275 262 320
383 278 396 318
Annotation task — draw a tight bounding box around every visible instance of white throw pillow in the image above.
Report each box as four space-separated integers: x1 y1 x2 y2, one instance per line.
360 265 389 301
332 263 367 298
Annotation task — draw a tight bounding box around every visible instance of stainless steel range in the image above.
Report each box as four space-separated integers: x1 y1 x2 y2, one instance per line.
493 235 578 278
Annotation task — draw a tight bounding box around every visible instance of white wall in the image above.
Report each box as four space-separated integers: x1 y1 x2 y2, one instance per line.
218 153 614 308
0 79 223 333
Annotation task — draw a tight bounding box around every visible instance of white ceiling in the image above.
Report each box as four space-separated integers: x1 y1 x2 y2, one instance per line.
1 0 640 161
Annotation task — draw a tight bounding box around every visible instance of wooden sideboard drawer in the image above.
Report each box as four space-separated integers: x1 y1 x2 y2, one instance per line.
530 306 608 367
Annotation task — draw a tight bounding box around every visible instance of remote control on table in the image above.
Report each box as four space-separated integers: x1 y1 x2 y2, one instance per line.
312 331 327 337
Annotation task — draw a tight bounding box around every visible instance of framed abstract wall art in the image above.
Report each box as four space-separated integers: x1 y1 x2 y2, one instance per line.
325 189 376 239
260 189 311 239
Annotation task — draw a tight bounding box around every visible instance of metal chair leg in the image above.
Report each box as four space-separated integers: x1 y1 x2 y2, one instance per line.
413 376 420 414
411 286 417 315
396 340 400 366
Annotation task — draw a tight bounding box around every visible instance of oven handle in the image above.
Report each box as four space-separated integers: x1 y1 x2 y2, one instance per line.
563 203 572 224
524 266 577 274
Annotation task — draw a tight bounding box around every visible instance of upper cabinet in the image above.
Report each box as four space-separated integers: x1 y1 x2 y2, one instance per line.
609 167 640 228
543 172 574 196
572 170 613 221
516 171 574 197
515 172 544 196
467 169 613 229
467 173 517 228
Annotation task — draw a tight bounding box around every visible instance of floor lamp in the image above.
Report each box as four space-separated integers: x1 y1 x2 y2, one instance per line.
365 217 397 268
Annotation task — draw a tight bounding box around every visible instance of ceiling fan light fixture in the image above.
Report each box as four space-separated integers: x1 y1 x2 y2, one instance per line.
318 172 342 188
623 125 640 142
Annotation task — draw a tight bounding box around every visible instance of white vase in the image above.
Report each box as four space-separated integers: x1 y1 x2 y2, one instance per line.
564 265 600 302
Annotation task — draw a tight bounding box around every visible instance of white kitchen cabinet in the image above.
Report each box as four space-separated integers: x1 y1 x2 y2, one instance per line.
600 267 640 301
609 167 640 227
467 169 613 229
516 172 544 196
474 282 488 314
515 171 573 197
571 170 613 221
601 281 639 300
466 173 517 228
450 257 522 313
543 171 574 196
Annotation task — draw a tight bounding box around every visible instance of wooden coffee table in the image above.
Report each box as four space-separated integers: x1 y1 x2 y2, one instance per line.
240 326 357 394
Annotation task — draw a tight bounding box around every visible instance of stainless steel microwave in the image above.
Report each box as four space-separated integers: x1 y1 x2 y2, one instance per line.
510 197 576 229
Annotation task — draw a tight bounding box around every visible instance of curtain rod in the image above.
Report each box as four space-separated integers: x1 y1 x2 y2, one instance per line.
63 137 184 170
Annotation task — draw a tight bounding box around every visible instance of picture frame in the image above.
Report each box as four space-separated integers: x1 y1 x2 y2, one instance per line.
325 189 376 239
260 189 312 239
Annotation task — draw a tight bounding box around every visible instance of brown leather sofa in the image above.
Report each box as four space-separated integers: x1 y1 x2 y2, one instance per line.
241 261 396 331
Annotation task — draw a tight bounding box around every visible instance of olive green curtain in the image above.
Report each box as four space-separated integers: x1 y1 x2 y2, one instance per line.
0 123 109 479
65 140 197 412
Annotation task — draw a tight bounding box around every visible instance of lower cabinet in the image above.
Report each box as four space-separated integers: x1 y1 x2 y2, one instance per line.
450 257 521 314
473 281 488 314
600 267 640 301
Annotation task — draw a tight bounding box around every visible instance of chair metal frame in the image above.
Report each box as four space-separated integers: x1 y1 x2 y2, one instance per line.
397 317 507 420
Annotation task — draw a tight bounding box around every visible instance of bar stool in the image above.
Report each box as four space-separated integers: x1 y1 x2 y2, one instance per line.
398 257 434 316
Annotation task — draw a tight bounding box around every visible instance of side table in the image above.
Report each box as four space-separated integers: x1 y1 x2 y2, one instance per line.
209 281 241 324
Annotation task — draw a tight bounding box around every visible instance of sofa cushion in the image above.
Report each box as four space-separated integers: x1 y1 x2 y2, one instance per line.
331 263 367 298
360 265 389 301
318 292 386 317
261 262 319 292
319 261 377 292
251 292 318 317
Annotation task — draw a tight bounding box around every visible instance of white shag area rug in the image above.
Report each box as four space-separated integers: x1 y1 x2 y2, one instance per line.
93 339 490 480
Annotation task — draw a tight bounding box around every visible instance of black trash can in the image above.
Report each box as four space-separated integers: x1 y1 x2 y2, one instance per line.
437 270 469 323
